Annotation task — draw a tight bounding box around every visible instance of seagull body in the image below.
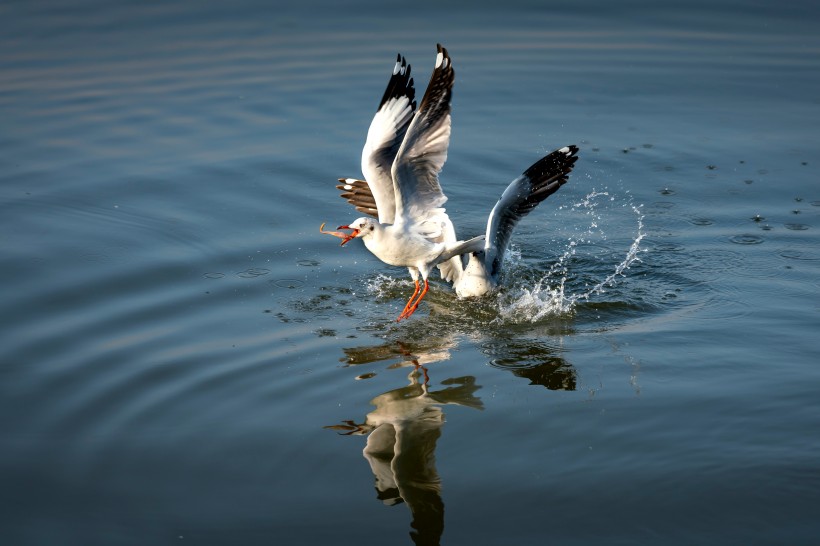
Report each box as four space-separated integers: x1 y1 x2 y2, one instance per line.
328 44 483 320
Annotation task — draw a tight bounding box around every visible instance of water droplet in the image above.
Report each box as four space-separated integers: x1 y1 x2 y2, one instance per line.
784 224 809 231
237 267 270 278
729 234 764 245
203 272 225 279
653 242 685 252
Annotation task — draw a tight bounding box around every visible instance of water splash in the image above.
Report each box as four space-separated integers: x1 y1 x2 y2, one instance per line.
495 192 646 324
364 273 410 298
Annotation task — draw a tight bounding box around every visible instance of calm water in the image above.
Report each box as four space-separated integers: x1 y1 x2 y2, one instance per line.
2 1 819 544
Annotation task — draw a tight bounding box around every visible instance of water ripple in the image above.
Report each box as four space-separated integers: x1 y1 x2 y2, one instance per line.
729 233 765 245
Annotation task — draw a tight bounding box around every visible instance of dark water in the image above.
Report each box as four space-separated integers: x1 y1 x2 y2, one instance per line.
2 1 819 544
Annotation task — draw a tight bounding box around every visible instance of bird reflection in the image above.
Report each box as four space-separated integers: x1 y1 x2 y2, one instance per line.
327 341 482 546
326 334 576 544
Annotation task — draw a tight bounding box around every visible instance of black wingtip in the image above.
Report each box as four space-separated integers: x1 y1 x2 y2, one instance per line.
509 145 580 216
377 54 416 111
435 43 452 72
413 43 454 115
522 145 579 182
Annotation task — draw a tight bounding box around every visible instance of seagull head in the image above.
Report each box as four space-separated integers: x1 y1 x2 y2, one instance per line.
336 217 377 246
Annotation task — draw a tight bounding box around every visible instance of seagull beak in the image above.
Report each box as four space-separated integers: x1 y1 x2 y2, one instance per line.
337 225 360 246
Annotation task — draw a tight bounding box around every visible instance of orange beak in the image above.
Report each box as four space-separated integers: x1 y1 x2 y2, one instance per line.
336 225 360 246
320 223 360 246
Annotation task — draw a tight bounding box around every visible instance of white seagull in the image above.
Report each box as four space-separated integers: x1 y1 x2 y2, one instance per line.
322 44 483 321
448 145 579 297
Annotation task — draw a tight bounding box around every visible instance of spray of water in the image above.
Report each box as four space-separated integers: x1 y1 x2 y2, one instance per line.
495 191 645 323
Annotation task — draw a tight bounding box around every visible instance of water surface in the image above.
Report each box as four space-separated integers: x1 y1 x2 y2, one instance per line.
2 1 819 544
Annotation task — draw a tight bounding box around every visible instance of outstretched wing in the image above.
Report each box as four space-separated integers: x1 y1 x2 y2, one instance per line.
360 54 417 224
485 145 579 277
391 44 454 227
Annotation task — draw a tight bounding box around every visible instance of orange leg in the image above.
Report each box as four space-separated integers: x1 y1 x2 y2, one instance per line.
413 361 430 385
398 280 421 320
397 279 429 321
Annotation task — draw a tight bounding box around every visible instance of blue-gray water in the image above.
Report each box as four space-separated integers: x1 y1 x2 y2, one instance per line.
2 1 819 544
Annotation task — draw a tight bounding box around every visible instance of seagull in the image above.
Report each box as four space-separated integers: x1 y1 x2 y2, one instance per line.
335 145 580 299
449 145 579 297
322 44 484 321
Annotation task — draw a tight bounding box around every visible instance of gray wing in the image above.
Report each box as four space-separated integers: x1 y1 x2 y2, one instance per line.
485 145 579 278
360 54 417 224
390 44 454 226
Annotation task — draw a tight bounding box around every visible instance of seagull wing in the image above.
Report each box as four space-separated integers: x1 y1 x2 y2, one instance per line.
485 145 579 277
390 44 454 227
360 54 417 224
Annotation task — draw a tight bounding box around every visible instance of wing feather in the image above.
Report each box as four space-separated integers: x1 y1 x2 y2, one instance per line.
336 178 379 218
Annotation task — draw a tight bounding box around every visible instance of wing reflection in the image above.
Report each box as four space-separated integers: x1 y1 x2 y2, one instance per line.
482 337 577 390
